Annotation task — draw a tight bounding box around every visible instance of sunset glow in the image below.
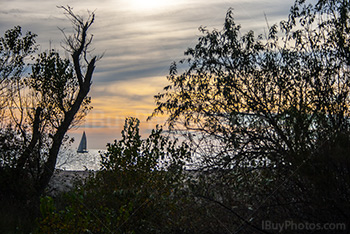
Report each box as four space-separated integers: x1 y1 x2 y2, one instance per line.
0 0 295 148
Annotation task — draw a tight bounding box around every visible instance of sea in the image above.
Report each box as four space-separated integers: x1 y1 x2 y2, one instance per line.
56 148 200 171
56 149 105 171
56 145 202 171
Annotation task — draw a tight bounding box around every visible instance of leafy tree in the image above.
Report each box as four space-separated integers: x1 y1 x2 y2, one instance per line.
151 0 350 231
0 6 99 232
0 26 36 113
38 117 192 233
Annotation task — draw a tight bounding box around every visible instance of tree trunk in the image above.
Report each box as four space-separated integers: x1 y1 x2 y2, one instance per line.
37 57 96 195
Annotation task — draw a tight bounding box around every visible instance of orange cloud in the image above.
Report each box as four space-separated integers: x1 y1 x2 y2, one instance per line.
68 76 169 149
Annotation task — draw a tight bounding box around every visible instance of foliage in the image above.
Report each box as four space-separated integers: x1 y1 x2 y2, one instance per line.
0 26 36 129
0 25 36 83
151 0 350 231
29 50 92 130
153 2 350 169
38 117 193 233
0 6 98 233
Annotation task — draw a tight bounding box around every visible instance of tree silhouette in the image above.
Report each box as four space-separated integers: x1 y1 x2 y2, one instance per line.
152 0 349 230
0 6 99 232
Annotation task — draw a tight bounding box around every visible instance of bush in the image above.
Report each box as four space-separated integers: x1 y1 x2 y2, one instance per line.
37 118 192 233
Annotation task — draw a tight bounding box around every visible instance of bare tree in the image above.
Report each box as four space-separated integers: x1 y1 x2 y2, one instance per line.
0 6 100 203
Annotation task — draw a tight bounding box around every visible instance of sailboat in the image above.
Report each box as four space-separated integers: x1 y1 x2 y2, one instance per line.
77 131 88 153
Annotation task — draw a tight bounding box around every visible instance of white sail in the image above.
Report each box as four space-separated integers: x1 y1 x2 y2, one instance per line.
77 131 88 153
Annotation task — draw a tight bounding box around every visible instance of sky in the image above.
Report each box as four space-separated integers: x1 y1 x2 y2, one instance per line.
0 0 295 149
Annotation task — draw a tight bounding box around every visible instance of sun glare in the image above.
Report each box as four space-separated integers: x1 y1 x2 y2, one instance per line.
127 0 174 11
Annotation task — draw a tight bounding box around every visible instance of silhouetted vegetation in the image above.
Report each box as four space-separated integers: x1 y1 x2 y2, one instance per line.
1 0 350 233
0 6 98 233
150 0 350 232
37 118 193 233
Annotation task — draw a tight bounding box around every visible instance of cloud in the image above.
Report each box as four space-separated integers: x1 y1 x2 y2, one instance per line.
0 0 296 148
0 0 295 84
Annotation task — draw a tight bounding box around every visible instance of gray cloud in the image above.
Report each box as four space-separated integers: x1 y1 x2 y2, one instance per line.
0 0 295 85
0 0 296 147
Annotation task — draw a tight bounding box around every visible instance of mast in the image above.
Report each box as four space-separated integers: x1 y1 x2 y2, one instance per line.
77 131 88 153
